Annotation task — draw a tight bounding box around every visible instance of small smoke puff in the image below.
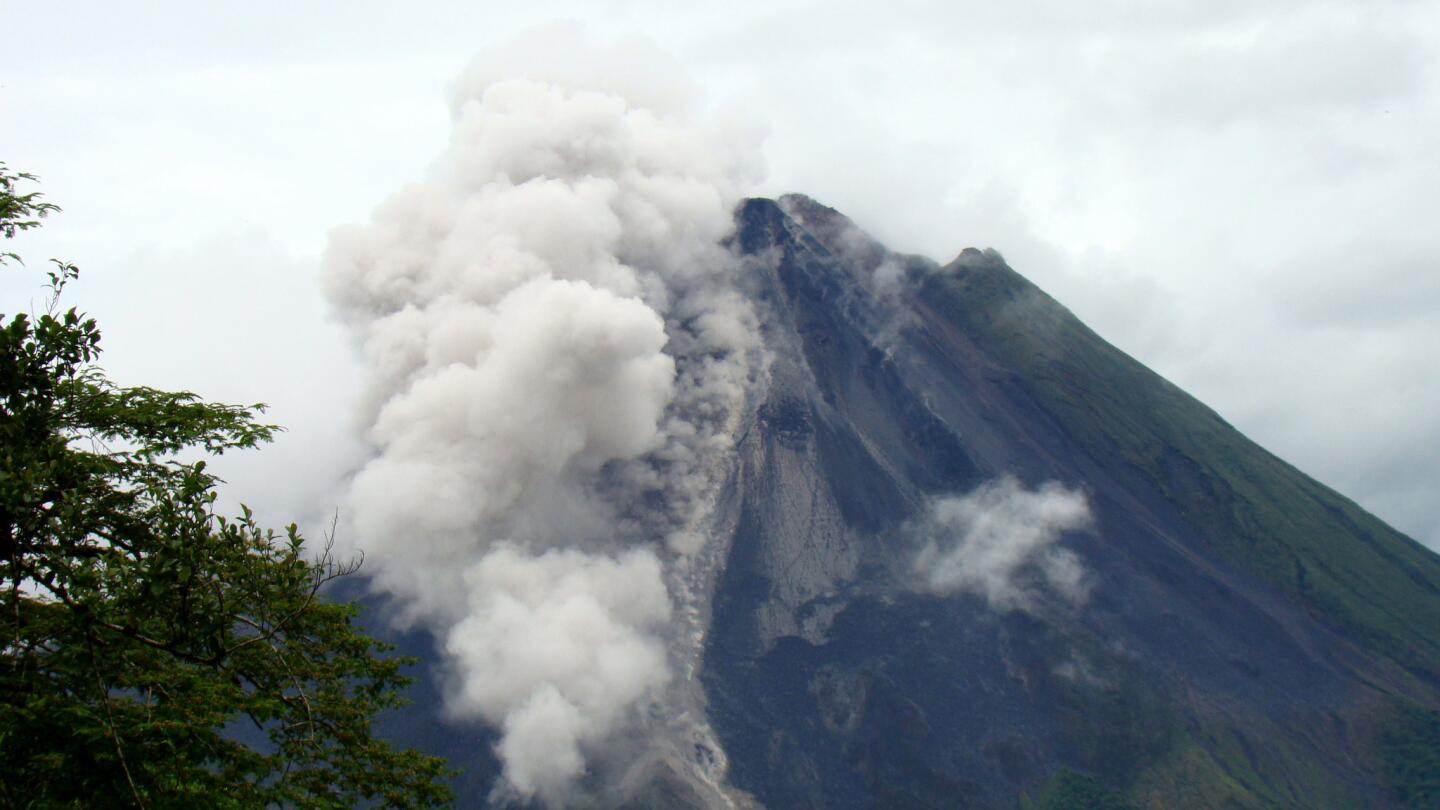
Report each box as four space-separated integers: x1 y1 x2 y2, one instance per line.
447 544 672 805
915 476 1093 610
873 258 906 296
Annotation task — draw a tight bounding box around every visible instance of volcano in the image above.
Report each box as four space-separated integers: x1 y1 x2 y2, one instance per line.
366 194 1440 809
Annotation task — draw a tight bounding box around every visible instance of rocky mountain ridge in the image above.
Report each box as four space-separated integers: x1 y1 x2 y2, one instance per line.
367 194 1440 809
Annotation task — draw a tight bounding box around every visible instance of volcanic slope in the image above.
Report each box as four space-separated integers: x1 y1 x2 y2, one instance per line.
700 194 1440 810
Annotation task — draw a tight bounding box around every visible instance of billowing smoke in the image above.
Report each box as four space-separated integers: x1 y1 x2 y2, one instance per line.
914 476 1093 611
447 545 672 800
322 26 762 805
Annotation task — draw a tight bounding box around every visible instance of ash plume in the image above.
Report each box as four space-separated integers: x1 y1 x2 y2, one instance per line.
322 26 762 806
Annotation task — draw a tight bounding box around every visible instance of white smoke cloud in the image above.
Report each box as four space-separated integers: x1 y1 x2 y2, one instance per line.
914 476 1093 611
322 26 762 804
346 278 676 621
447 545 672 805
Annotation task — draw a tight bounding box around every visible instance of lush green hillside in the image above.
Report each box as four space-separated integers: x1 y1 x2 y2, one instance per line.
915 254 1440 677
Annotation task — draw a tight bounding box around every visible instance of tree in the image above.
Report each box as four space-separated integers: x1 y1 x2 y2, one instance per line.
0 163 453 808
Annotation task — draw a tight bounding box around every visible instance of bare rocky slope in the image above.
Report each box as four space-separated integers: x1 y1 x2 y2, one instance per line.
698 195 1440 809
366 195 1440 809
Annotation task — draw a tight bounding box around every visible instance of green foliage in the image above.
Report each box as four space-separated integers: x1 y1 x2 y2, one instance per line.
1379 704 1440 808
1052 673 1179 786
0 166 452 808
1028 770 1137 810
0 161 60 267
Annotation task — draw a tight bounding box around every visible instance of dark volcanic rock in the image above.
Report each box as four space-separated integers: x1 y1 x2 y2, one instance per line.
701 196 1440 809
358 195 1440 809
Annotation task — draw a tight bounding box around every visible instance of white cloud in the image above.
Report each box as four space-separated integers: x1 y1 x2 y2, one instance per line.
915 477 1094 611
446 544 672 806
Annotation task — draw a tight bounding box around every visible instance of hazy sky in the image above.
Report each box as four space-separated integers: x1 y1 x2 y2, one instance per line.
3 0 1438 550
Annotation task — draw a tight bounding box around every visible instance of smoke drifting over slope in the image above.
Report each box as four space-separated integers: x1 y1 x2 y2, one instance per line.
915 477 1093 611
322 27 761 805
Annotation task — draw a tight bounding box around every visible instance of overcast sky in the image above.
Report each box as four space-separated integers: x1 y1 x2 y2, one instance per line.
3 0 1437 550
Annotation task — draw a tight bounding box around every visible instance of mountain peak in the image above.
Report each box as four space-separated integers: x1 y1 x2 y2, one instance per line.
948 244 1009 270
367 193 1440 809
706 194 1440 810
775 192 846 227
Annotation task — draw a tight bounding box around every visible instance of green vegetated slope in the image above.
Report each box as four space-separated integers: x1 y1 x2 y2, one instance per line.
919 254 1440 675
913 255 1440 808
1023 770 1139 810
1379 704 1440 808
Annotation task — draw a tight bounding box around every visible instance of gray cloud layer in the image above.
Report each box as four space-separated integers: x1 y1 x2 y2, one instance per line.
6 2 1435 552
715 1 1440 549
